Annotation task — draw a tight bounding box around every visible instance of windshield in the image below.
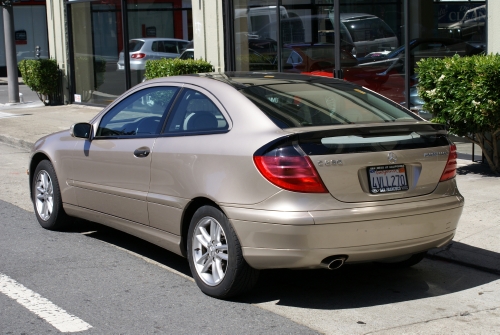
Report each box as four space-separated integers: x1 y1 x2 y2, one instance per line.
129 40 144 52
342 16 396 42
240 82 418 128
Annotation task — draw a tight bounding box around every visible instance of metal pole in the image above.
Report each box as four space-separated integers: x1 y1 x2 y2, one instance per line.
2 1 20 103
333 0 342 79
276 0 282 72
121 0 131 89
404 0 410 111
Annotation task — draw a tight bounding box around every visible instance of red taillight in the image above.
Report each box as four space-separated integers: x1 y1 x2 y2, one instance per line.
131 53 146 59
440 144 457 181
254 155 328 193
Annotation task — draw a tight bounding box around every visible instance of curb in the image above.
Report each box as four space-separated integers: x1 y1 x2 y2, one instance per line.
427 242 500 275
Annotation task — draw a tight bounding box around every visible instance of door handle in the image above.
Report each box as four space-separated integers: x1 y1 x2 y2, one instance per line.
134 147 150 158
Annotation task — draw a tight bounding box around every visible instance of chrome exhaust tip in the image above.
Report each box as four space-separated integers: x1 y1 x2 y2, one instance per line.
320 255 348 270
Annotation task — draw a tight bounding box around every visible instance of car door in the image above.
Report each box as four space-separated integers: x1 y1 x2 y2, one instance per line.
70 86 180 225
147 86 231 235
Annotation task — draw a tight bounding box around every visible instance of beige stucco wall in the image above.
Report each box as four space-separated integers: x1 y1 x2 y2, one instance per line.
192 0 224 72
488 0 499 53
46 0 69 104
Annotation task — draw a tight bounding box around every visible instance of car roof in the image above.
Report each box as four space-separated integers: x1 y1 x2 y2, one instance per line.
146 72 353 91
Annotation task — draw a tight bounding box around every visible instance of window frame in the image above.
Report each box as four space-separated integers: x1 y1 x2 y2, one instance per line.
94 85 181 140
159 85 233 137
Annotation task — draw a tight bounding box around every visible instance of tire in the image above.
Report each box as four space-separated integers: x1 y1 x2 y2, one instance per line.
376 252 427 268
32 160 68 230
187 205 259 299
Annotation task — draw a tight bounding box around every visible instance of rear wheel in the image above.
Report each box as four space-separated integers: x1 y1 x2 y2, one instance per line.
187 205 259 299
32 160 68 230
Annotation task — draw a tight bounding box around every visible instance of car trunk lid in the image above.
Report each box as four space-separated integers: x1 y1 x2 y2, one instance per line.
291 123 452 202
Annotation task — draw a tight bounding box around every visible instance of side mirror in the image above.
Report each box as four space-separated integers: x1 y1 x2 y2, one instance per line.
71 123 92 140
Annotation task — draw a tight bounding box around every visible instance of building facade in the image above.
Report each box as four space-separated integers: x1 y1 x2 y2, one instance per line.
39 0 492 106
0 0 49 77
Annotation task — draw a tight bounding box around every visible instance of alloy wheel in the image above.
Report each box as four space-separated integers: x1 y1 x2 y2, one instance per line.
35 170 54 221
191 216 228 286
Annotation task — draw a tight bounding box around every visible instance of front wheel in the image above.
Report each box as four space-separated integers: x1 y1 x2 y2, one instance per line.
187 205 259 299
32 160 68 230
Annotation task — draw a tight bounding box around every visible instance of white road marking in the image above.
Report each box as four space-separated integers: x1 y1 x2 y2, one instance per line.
0 273 92 333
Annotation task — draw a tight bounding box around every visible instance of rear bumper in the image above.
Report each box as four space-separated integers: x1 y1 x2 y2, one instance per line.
116 61 145 71
224 194 464 269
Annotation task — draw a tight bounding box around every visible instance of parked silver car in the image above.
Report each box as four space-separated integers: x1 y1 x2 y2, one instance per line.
117 38 190 70
29 72 463 299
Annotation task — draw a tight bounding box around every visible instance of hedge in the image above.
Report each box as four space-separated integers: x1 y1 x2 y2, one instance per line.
416 54 500 173
19 59 60 106
144 58 214 80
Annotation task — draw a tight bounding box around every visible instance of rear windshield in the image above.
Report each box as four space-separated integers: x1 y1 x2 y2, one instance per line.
240 83 418 128
129 40 144 52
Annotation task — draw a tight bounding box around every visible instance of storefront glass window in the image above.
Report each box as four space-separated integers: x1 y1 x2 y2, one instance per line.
338 1 406 106
231 0 485 111
233 0 279 72
126 0 192 87
70 0 125 105
70 0 192 105
408 1 486 118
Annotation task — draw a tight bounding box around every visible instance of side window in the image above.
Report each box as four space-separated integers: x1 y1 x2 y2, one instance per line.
96 86 179 137
165 88 229 133
157 41 165 53
464 11 475 21
163 41 178 53
178 41 189 52
151 41 158 52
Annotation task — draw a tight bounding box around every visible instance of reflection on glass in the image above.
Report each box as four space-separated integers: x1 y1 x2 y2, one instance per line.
408 1 486 118
71 0 126 105
126 0 192 86
234 0 279 72
230 0 486 112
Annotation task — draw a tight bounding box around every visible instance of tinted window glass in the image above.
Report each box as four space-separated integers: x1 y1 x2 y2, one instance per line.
165 88 228 133
180 50 194 60
151 41 158 52
97 87 179 137
129 40 144 52
162 41 178 53
178 41 189 52
240 83 417 128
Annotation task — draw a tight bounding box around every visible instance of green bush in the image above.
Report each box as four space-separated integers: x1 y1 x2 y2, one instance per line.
416 54 500 173
19 59 60 106
144 58 213 80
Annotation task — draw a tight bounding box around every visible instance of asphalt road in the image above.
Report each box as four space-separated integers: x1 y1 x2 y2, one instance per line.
0 142 499 334
0 198 324 334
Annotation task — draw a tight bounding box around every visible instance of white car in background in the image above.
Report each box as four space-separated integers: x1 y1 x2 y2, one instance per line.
117 38 190 71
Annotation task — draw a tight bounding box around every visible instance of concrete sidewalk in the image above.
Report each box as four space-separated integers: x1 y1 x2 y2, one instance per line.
0 104 498 274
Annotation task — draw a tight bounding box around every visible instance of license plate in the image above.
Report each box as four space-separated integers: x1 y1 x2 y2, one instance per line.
368 164 409 194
